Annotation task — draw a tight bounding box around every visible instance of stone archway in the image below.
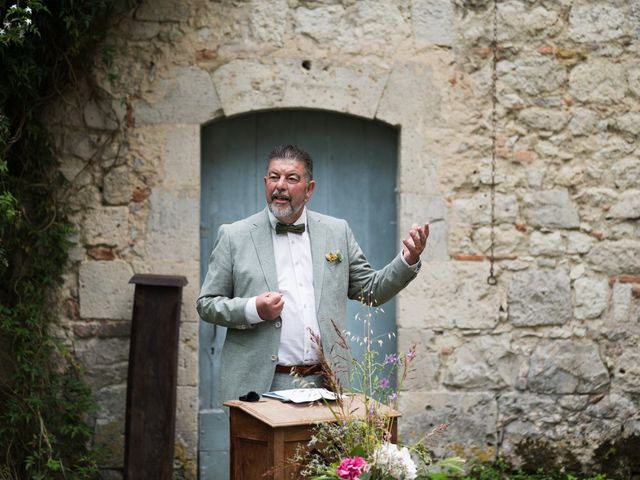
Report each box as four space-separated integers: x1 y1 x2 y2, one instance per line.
132 57 445 478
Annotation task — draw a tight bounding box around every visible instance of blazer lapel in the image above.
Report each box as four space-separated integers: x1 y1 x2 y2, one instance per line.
308 211 327 313
250 209 278 292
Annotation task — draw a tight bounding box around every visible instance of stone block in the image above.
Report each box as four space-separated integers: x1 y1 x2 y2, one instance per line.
213 58 388 120
508 269 571 327
399 391 498 459
629 67 640 97
451 193 518 225
295 1 408 49
163 125 199 188
135 67 221 124
472 225 524 255
75 337 130 367
79 260 134 319
574 277 609 320
84 100 119 131
412 0 456 46
498 57 566 96
587 240 640 275
611 350 640 394
616 112 640 136
610 283 633 324
498 2 560 41
529 231 565 257
569 61 626 104
59 156 90 184
523 189 580 229
497 392 563 450
96 384 127 422
567 232 593 255
443 335 522 389
519 108 569 132
248 0 288 45
83 363 129 391
83 207 129 248
569 4 630 42
95 418 125 468
575 187 618 208
103 166 132 205
525 340 609 394
399 193 448 261
294 4 346 43
376 61 440 127
175 386 198 460
612 158 640 190
398 261 501 330
584 393 638 425
608 190 640 220
178 321 198 387
593 135 636 163
398 137 430 191
134 0 189 22
146 187 199 262
397 328 438 391
568 107 598 136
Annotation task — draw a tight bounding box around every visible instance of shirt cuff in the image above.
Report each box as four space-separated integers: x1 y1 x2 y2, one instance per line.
400 250 421 272
244 297 263 324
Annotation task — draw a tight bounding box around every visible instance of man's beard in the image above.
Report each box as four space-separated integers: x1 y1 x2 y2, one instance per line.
268 189 304 221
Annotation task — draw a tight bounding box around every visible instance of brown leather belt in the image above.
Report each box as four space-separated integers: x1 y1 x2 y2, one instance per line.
275 364 323 376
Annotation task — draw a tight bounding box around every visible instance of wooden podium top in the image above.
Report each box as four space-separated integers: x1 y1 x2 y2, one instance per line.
224 394 400 428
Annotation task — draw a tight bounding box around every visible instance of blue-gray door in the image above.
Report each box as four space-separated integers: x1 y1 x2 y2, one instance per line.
199 110 398 479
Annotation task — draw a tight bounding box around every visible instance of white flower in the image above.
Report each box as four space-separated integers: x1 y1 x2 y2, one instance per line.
373 443 418 480
26 6 32 13
10 4 18 10
25 18 32 25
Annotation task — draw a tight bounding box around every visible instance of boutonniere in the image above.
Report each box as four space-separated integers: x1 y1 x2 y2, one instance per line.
325 250 343 263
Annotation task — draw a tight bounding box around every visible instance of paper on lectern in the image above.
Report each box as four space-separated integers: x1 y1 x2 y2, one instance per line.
262 388 337 403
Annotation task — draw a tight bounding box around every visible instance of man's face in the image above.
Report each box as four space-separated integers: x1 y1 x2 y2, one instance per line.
264 158 315 224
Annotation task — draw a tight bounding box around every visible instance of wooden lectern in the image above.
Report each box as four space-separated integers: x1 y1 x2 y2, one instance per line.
224 395 400 480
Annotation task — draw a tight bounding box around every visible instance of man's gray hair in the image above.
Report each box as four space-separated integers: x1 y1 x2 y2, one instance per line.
267 144 313 180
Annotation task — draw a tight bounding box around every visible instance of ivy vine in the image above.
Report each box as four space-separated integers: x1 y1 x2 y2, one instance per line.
0 1 121 478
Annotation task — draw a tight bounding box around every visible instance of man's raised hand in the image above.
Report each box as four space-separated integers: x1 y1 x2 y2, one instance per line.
402 223 429 266
256 291 284 321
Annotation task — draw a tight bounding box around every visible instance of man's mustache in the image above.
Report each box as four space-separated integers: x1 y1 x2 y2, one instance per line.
271 189 290 200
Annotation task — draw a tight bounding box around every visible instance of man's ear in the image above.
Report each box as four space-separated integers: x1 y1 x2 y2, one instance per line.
305 179 316 202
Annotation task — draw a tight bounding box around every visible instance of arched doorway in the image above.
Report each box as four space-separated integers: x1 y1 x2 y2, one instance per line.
198 109 399 478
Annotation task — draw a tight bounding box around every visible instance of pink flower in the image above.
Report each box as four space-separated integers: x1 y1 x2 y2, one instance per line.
336 456 368 480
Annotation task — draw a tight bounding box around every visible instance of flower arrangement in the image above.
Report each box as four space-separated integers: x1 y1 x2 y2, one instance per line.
291 305 464 480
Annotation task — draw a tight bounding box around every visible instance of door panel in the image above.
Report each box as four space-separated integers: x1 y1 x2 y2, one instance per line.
199 110 398 478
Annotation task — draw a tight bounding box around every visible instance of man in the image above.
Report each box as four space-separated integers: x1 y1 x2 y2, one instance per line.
197 145 429 402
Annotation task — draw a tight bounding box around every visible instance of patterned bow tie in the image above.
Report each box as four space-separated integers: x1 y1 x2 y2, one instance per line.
275 222 305 235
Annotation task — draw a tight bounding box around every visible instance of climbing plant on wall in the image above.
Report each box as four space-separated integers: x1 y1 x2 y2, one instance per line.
0 1 120 477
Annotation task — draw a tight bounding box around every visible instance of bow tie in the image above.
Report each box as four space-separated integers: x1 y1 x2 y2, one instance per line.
275 222 305 235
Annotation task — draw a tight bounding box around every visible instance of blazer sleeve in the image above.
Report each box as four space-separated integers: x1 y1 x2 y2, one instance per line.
196 225 255 329
345 222 418 306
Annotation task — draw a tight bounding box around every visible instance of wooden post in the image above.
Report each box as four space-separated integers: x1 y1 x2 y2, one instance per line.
124 274 188 480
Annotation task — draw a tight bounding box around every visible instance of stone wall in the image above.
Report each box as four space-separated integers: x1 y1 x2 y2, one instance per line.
49 0 639 477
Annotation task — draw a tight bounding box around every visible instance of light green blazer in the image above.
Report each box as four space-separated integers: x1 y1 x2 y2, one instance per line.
196 208 418 403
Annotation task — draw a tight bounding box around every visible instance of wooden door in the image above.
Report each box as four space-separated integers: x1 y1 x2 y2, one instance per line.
199 110 398 478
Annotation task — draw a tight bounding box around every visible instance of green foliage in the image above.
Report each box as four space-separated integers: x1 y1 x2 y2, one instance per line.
1 0 120 477
455 459 613 480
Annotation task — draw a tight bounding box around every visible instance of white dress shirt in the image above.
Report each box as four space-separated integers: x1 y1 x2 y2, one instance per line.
244 208 320 365
244 208 422 366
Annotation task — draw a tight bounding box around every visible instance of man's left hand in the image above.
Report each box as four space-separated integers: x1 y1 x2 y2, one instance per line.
402 223 429 266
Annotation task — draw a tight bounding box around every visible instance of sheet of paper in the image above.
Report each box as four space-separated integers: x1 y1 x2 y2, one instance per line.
262 388 337 403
